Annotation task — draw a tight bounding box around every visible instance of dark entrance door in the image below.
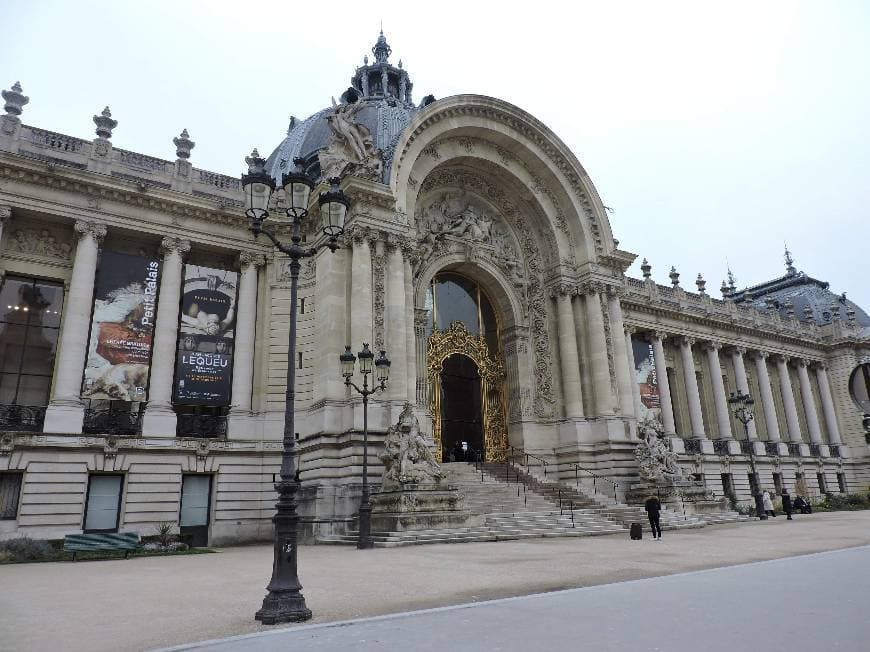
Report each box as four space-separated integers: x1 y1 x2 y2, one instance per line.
180 474 212 547
440 354 484 461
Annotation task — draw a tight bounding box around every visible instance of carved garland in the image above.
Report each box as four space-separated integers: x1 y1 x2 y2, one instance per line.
427 321 508 463
419 167 556 417
372 244 386 350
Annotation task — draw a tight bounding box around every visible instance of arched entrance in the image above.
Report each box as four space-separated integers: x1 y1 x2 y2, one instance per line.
439 353 483 461
425 272 508 462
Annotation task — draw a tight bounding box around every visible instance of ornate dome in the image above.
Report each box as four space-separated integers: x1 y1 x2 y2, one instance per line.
265 31 427 184
732 248 870 337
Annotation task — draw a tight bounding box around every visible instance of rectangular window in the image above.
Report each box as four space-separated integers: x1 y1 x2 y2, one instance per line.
817 473 828 495
83 474 123 532
0 472 23 519
300 298 305 314
721 473 735 501
297 352 303 369
837 472 847 494
0 276 64 406
180 474 212 548
773 472 783 496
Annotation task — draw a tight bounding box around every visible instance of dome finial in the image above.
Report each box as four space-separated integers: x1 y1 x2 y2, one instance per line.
373 27 391 63
784 242 796 276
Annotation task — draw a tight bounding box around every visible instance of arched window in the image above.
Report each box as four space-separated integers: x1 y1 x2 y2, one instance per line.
424 272 498 353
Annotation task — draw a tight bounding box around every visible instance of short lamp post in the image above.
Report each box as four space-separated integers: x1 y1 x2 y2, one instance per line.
340 344 390 549
242 152 350 625
728 389 767 521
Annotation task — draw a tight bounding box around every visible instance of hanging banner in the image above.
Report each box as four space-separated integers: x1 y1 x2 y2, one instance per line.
172 265 238 405
631 336 663 429
82 251 160 401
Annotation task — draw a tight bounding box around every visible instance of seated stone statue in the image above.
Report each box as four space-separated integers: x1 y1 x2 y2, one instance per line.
635 420 683 482
380 404 444 490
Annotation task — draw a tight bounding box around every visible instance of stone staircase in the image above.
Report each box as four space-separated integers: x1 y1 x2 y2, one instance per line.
317 462 747 547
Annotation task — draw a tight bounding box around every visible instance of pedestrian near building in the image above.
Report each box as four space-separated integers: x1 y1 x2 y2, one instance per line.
645 495 662 540
762 490 776 517
782 488 793 520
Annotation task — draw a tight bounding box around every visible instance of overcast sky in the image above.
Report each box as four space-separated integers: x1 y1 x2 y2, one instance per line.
4 1 868 308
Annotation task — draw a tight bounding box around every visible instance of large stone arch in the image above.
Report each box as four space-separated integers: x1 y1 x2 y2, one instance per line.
389 94 618 266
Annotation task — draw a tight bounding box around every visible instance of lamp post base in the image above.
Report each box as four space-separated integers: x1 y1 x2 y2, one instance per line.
255 592 312 625
357 501 374 550
754 493 768 521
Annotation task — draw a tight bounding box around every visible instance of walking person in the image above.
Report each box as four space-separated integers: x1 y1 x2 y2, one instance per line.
645 495 662 540
782 488 793 520
762 490 776 517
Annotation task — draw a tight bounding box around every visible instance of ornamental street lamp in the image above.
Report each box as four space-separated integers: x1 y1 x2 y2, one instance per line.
340 344 390 549
242 152 350 625
728 389 767 521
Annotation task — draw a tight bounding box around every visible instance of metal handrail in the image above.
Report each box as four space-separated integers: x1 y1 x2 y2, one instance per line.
561 459 619 502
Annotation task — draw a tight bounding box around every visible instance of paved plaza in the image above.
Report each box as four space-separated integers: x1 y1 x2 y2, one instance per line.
1 511 869 651
171 545 870 652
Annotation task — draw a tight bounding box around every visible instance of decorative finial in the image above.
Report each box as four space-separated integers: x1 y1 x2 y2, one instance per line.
726 266 737 292
744 289 754 302
640 258 651 279
784 244 796 276
846 305 856 325
669 266 680 288
364 55 369 66
398 59 403 70
720 280 729 298
173 128 194 159
784 298 794 318
245 148 266 174
695 273 706 295
2 81 29 117
830 301 841 321
287 115 298 135
373 29 392 63
803 304 813 321
93 106 117 139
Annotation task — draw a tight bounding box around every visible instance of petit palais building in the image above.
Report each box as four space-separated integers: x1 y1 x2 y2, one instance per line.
1 33 868 546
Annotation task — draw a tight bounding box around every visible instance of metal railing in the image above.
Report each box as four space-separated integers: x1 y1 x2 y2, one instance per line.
713 439 730 456
176 413 228 438
739 439 754 455
829 445 841 458
809 443 822 458
0 404 46 432
764 441 780 456
684 438 702 455
787 442 802 457
83 406 143 436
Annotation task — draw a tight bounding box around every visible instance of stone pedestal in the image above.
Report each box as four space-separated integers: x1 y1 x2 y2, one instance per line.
370 483 483 532
626 479 728 516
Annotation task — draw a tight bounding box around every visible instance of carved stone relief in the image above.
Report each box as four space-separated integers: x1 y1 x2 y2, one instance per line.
5 225 73 259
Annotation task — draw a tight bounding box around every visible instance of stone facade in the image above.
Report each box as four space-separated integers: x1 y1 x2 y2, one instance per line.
0 35 867 545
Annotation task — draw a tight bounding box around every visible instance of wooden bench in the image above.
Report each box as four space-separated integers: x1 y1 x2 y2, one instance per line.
63 532 140 561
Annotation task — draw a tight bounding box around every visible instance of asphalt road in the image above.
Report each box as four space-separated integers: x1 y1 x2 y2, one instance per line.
171 545 870 652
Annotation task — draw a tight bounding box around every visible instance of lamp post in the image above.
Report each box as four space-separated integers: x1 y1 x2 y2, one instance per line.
728 389 767 520
340 344 391 549
242 152 350 624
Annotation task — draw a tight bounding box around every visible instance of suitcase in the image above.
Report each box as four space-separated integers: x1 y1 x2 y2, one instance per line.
630 522 643 540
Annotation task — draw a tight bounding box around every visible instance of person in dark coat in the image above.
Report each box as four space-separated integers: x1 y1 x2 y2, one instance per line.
645 495 663 539
781 488 793 520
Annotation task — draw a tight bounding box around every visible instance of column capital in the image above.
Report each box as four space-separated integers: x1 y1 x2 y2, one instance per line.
749 350 769 361
770 353 789 365
549 283 575 299
74 219 107 243
644 330 669 343
700 340 722 353
810 360 828 371
604 282 625 299
579 280 605 296
727 345 748 356
238 251 266 270
624 324 637 336
794 357 810 369
678 335 696 348
160 236 191 257
350 225 370 244
0 205 11 222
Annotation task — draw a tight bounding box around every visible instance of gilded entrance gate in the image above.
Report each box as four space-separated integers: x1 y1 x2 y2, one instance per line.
427 321 508 462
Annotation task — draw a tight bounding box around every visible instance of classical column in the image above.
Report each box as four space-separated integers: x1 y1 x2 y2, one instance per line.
796 359 823 444
402 243 417 405
0 206 10 247
703 342 732 439
624 327 642 420
774 355 802 442
385 239 408 402
141 236 190 436
582 283 614 415
554 285 584 418
814 364 842 445
228 252 263 431
751 351 780 442
679 337 706 438
729 347 757 439
648 332 676 435
606 288 635 418
43 220 107 433
349 229 373 350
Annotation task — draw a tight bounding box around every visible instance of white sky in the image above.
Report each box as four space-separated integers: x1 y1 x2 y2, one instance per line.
3 1 868 309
